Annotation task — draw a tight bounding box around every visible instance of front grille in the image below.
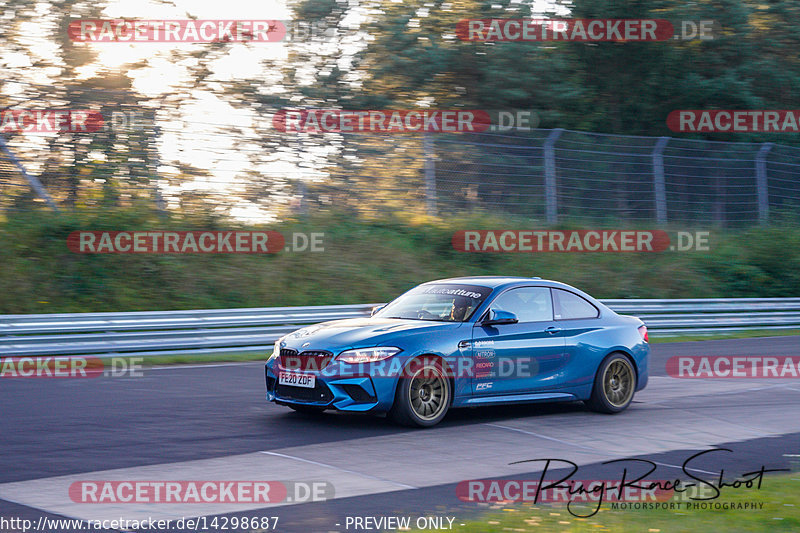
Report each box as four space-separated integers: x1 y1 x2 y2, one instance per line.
276 380 334 403
279 349 334 372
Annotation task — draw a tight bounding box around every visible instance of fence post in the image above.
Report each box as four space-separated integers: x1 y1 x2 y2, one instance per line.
755 142 773 224
423 132 437 216
543 128 563 224
294 133 308 216
0 135 59 211
150 125 166 213
297 179 308 215
652 136 670 224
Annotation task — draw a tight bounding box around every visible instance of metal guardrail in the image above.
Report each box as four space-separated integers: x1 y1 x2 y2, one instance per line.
1 299 799 358
605 298 800 335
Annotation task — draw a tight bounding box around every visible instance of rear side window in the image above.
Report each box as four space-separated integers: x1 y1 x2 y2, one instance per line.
553 289 599 320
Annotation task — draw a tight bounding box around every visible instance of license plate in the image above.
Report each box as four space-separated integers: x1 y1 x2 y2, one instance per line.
279 372 316 388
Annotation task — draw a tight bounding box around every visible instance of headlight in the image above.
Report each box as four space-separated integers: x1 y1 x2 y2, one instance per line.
268 337 283 362
336 346 401 364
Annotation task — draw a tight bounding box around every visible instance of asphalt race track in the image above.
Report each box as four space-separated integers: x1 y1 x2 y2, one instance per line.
1 336 799 532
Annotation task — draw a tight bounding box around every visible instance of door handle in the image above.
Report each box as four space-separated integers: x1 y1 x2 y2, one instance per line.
545 326 562 335
458 340 471 349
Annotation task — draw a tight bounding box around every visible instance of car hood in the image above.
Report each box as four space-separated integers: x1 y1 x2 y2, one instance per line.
281 317 462 353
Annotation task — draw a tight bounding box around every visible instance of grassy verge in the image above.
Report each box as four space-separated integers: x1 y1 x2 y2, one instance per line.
650 329 800 344
1 209 799 313
422 473 800 532
141 350 270 366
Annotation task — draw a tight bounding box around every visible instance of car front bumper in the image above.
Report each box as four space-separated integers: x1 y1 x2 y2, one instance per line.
265 362 399 412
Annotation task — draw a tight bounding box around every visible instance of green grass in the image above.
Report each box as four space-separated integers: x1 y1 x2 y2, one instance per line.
1 208 799 313
421 473 800 532
140 350 270 366
650 329 800 344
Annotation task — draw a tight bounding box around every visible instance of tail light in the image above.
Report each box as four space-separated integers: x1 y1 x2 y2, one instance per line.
638 325 649 343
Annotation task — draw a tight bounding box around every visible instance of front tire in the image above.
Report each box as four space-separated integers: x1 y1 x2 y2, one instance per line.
390 359 451 427
585 353 636 414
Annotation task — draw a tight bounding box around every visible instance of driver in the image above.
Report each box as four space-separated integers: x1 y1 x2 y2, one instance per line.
449 295 471 321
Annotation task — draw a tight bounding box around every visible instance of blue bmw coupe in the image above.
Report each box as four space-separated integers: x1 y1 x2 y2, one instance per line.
265 277 649 427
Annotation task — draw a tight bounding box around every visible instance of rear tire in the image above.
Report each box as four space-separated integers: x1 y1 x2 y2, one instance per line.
585 353 636 414
390 359 451 427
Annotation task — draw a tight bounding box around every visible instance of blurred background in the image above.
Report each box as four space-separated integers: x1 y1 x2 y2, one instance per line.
1 0 799 313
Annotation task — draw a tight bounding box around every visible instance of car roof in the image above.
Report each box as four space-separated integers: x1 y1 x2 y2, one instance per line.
425 276 558 289
418 276 611 313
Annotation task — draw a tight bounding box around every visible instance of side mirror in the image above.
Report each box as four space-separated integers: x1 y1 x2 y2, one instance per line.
482 309 519 326
370 305 385 317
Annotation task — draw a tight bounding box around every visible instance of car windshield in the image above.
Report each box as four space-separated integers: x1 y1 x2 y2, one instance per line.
375 283 492 322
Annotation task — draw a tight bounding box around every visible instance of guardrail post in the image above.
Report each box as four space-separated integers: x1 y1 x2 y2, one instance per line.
424 132 437 216
544 128 563 224
652 137 669 225
755 142 773 224
0 135 59 211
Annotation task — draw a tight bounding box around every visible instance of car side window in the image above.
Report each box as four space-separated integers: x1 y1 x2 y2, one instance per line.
553 289 599 320
488 287 553 323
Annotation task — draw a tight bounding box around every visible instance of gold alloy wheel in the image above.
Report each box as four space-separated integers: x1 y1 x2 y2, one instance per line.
602 358 635 408
408 366 448 421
